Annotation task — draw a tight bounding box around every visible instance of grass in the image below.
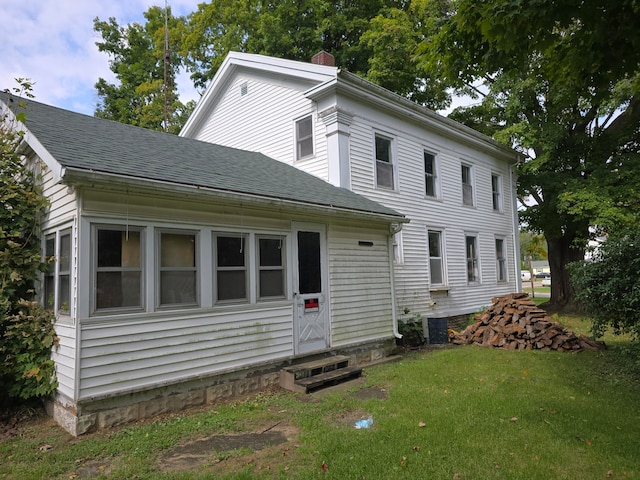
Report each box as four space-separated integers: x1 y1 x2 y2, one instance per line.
1 315 639 479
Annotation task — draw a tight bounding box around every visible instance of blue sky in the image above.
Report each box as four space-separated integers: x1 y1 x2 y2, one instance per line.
0 0 201 115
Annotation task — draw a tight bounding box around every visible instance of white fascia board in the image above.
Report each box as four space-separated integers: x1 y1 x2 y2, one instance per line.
62 167 406 225
1 98 64 182
181 51 337 138
306 71 519 164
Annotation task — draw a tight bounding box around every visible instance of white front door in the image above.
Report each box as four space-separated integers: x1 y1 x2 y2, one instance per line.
293 223 329 355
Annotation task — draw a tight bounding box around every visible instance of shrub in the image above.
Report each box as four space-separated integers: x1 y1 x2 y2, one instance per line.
570 227 640 341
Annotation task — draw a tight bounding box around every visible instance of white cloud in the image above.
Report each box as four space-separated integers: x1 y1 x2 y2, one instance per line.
0 0 200 115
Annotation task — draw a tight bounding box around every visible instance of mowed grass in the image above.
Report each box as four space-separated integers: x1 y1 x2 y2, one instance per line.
1 315 638 480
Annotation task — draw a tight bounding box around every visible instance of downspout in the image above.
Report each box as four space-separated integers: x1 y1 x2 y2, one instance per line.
389 223 403 338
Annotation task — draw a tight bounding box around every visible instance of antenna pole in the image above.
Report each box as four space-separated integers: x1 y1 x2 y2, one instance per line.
163 0 170 132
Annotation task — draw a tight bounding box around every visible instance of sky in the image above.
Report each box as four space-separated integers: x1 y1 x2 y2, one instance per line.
0 0 202 116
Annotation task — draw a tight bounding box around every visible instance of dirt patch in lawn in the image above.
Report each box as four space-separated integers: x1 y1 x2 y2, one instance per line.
158 422 299 472
349 386 389 401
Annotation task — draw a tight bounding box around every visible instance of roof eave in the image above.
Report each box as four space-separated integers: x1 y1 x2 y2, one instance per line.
62 167 406 224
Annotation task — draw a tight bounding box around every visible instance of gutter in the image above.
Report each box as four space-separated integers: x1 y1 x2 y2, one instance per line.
389 223 404 339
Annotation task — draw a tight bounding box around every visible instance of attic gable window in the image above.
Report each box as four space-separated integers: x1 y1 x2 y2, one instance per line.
296 115 313 160
375 134 394 190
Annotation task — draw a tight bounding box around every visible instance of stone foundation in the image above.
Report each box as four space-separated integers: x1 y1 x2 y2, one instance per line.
46 338 395 436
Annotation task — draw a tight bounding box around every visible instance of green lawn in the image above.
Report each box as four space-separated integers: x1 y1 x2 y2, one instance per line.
1 315 638 479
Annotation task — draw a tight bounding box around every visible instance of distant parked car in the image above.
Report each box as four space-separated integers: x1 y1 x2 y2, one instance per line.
535 272 550 279
541 277 551 287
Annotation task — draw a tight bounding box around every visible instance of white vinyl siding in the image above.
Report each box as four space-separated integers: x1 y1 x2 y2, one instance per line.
328 223 394 345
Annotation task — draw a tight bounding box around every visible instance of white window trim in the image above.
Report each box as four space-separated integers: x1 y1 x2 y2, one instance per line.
424 150 440 199
294 114 314 161
465 233 480 284
256 234 287 300
43 227 73 316
214 232 250 305
461 162 475 207
427 228 447 286
491 173 503 212
495 236 508 283
374 132 397 191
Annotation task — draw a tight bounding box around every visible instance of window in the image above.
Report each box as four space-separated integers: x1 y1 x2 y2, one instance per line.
159 231 197 306
296 116 313 160
215 235 247 302
462 164 474 206
466 235 479 283
95 227 143 311
492 174 502 211
496 238 507 282
424 152 438 197
428 230 444 285
375 134 394 189
258 236 285 298
44 230 71 313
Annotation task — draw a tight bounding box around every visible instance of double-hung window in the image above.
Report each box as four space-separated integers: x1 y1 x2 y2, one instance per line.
424 152 438 198
491 174 502 211
495 238 507 282
466 235 479 283
44 230 71 313
375 134 394 189
159 231 198 307
295 116 313 160
258 236 285 298
215 235 248 302
462 164 474 206
95 227 143 311
427 230 444 285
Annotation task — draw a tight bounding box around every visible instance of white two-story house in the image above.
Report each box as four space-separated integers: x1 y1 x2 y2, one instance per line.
181 51 521 329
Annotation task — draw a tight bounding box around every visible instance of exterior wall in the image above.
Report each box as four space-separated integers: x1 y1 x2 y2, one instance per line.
191 73 329 181
343 106 518 318
183 64 519 322
43 187 397 434
38 160 78 401
328 222 395 346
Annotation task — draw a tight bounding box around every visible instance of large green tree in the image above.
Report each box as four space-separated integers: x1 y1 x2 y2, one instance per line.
419 0 640 310
94 6 193 134
181 0 451 110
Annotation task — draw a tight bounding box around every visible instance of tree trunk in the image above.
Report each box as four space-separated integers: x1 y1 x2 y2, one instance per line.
544 233 586 312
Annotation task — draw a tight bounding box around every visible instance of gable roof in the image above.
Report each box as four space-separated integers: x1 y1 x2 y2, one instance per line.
0 92 403 221
180 52 519 162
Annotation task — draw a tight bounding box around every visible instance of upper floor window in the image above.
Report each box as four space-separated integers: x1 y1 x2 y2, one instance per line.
258 236 286 298
424 152 438 198
159 231 198 307
375 134 394 189
428 229 444 285
495 238 507 282
95 227 143 311
492 174 502 211
44 230 71 314
215 235 248 302
461 164 474 206
466 234 479 283
296 116 313 160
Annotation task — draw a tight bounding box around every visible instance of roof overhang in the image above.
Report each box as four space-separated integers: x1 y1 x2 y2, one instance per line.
62 167 407 225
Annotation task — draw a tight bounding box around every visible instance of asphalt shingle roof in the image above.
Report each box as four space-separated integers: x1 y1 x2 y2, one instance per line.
1 93 402 220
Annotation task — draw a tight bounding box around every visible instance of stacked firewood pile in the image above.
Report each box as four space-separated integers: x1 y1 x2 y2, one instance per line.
451 293 605 352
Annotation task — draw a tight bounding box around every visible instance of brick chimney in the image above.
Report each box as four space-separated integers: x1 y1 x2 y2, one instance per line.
311 51 335 66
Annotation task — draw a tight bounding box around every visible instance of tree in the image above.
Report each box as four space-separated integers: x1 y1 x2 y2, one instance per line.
94 6 194 134
0 82 58 404
181 0 452 110
519 230 547 264
570 227 640 343
418 0 640 310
